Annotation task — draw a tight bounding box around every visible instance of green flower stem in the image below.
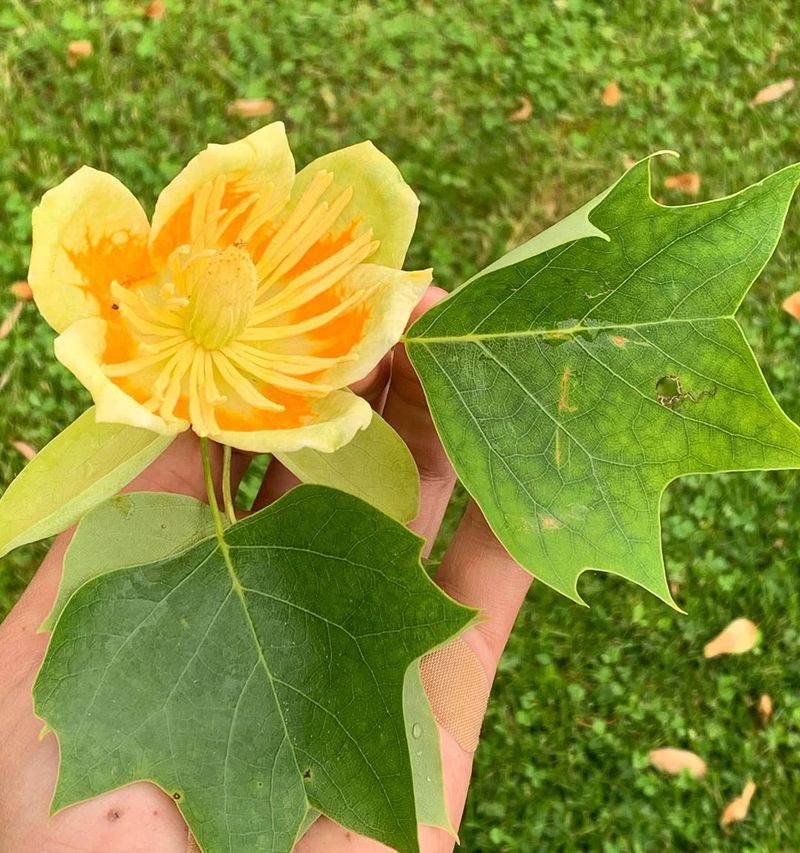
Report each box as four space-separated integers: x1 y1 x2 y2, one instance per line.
222 444 237 525
200 438 233 568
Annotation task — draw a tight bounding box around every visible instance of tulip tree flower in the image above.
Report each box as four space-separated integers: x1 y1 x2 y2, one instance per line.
28 123 431 453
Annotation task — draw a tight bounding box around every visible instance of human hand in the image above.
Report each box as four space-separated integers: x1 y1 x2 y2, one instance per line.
0 288 532 853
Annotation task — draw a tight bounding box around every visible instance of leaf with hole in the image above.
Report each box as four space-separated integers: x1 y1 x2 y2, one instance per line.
406 156 800 604
34 486 472 852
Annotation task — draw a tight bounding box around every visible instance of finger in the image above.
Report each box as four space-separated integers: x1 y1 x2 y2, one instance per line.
421 502 530 760
436 501 532 676
416 502 532 843
382 286 456 552
129 431 250 503
349 351 393 413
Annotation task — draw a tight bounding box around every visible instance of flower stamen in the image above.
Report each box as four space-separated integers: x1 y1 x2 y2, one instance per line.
240 285 377 342
210 350 285 411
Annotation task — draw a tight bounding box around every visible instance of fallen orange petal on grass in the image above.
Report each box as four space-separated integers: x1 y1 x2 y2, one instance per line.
10 440 37 461
602 81 621 107
649 748 707 779
508 96 533 122
67 40 93 68
720 781 756 828
145 0 166 20
226 99 275 118
0 302 23 340
751 78 795 106
664 172 701 196
704 618 759 658
782 291 800 320
9 280 33 301
758 693 773 724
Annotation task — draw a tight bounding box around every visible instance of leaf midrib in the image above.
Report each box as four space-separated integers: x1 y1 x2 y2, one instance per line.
214 530 407 845
404 314 729 345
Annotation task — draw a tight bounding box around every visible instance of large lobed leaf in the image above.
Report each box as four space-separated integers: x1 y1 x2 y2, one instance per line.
34 486 472 853
406 157 800 604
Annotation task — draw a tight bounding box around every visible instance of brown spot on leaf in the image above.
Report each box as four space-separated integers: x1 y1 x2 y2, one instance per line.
558 367 577 413
610 335 628 347
540 516 562 531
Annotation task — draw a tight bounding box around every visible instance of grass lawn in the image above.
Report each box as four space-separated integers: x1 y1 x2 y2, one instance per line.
2 1 800 849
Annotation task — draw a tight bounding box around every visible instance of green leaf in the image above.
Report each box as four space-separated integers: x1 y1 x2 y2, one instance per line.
0 407 173 559
275 413 420 523
39 490 453 837
40 492 214 632
406 157 800 605
34 485 472 853
403 661 455 838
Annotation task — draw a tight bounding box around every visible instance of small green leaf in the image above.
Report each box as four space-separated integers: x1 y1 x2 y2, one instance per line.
40 492 213 632
0 407 173 559
406 157 800 605
275 413 420 523
34 485 473 853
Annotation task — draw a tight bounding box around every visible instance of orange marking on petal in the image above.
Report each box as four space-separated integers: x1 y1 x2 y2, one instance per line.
112 374 155 407
286 217 362 279
151 172 255 263
288 286 370 360
64 229 154 321
216 386 313 431
151 194 194 264
103 320 139 364
217 184 259 245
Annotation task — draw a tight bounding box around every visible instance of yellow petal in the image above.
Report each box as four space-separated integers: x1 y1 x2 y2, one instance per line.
210 388 372 454
720 781 756 828
648 748 707 779
289 141 419 269
149 122 295 267
29 167 154 333
54 317 186 435
703 618 759 658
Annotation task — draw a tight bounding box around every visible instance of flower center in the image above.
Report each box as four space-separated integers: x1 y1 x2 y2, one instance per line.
184 244 257 350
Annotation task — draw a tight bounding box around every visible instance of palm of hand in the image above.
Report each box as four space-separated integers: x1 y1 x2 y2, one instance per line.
0 290 530 853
